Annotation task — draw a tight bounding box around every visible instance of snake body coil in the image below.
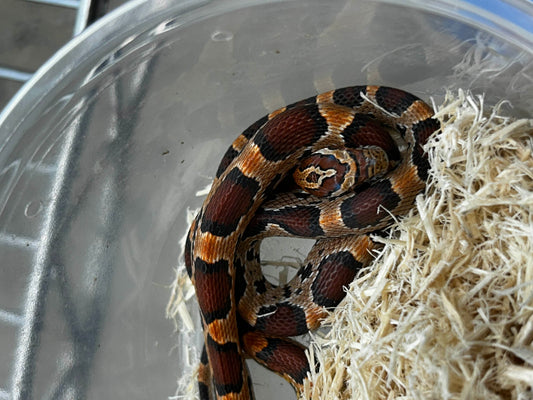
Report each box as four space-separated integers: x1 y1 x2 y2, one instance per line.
185 86 439 399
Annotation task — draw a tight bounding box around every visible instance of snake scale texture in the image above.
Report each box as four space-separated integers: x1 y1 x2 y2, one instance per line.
184 85 440 399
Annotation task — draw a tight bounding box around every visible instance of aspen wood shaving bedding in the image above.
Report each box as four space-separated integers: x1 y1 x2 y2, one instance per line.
303 91 533 400
168 91 533 400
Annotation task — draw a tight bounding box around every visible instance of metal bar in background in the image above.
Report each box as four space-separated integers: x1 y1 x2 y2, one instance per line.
25 0 81 9
0 67 33 83
0 309 24 326
74 0 92 35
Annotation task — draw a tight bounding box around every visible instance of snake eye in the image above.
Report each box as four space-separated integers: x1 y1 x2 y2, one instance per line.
304 171 321 184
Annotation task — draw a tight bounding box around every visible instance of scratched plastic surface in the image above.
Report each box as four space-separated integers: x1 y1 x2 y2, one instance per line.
0 0 531 399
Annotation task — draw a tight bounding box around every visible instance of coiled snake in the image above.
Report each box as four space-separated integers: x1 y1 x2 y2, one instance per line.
184 86 439 399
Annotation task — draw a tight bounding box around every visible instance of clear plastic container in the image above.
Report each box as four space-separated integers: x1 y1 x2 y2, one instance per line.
0 0 531 399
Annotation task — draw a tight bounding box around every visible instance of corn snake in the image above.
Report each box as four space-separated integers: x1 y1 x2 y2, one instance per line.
184 85 439 399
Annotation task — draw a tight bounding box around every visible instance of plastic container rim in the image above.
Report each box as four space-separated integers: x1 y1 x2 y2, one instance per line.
0 0 531 139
